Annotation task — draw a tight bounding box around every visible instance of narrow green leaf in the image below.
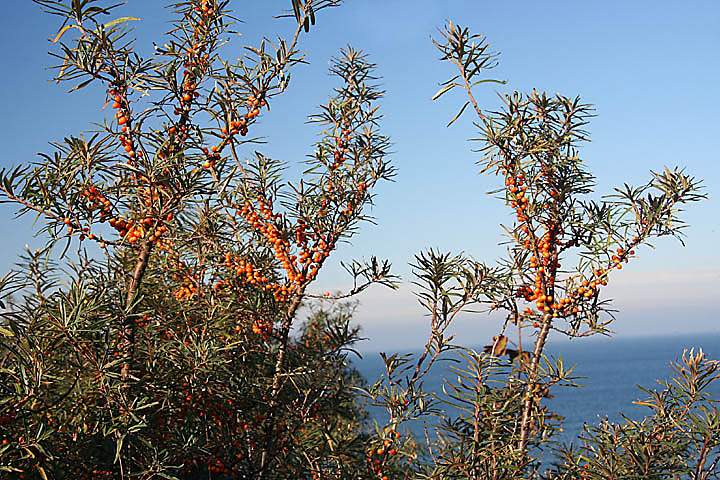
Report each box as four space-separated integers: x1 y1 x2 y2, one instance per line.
471 78 507 87
447 101 470 127
69 78 94 92
103 17 141 29
291 0 302 22
51 24 75 43
432 82 457 101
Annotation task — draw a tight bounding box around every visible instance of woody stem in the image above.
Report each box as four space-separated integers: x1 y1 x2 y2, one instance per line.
258 293 304 477
123 240 154 368
518 314 551 456
270 294 304 401
126 240 154 306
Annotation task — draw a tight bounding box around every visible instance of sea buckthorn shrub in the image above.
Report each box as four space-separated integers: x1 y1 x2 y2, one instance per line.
0 3 716 480
0 1 395 478
362 22 709 479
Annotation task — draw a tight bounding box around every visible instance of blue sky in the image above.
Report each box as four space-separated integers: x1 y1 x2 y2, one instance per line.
1 1 718 350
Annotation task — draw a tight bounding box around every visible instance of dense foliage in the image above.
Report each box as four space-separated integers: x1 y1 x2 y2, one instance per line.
0 1 394 478
0 2 715 479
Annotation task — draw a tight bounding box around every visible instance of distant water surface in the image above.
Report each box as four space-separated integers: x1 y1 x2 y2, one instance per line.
352 333 720 445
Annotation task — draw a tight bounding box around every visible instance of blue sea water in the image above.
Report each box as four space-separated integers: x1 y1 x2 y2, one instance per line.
352 333 720 446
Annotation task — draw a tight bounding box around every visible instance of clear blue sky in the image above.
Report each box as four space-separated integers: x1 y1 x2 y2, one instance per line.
1 1 718 350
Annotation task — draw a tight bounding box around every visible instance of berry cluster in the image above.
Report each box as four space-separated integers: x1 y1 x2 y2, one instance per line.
170 260 200 301
203 93 265 170
319 125 367 218
527 225 560 315
195 0 216 17
201 145 220 170
242 198 322 282
173 278 198 302
159 0 219 172
211 194 341 304
180 0 269 175
504 168 562 320
108 215 169 246
220 118 248 138
251 318 273 338
174 0 216 118
180 77 199 107
223 253 269 285
366 429 400 480
504 163 643 327
61 185 116 244
108 87 140 163
293 219 332 283
81 185 113 222
562 245 635 305
245 94 265 121
507 173 529 222
220 251 291 303
329 127 351 171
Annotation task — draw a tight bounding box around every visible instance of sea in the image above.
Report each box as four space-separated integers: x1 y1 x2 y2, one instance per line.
352 333 720 448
